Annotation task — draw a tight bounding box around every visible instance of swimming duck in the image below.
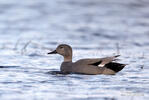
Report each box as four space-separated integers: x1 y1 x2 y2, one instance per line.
48 44 126 75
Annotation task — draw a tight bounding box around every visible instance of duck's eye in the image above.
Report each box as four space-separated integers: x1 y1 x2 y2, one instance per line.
60 46 63 49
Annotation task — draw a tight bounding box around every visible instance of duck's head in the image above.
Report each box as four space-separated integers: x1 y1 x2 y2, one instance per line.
48 44 72 61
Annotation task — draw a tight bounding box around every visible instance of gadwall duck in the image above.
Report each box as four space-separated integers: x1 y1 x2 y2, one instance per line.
48 44 126 75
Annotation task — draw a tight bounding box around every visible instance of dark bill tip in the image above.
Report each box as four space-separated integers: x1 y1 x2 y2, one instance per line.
47 50 57 54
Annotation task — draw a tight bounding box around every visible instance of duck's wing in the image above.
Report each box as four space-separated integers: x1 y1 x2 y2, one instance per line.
75 55 120 67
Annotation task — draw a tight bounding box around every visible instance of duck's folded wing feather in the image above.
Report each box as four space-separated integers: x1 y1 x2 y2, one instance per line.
75 55 120 66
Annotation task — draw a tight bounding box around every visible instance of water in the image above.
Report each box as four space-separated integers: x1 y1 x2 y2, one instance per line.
0 0 149 100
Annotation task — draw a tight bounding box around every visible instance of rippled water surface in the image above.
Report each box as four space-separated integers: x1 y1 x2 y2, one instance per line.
0 0 149 100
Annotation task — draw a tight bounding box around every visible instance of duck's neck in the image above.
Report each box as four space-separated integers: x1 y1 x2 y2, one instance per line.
64 56 72 62
63 50 72 62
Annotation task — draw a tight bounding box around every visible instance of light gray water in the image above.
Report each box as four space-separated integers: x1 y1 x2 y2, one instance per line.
0 0 149 100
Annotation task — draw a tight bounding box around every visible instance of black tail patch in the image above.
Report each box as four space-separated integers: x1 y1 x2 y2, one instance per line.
105 62 126 72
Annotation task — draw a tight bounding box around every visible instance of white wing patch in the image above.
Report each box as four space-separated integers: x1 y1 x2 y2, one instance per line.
98 64 105 67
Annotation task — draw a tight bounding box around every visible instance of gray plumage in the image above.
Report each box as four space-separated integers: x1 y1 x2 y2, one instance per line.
48 44 126 75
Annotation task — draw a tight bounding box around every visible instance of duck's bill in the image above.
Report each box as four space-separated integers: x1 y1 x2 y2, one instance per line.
47 50 57 54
